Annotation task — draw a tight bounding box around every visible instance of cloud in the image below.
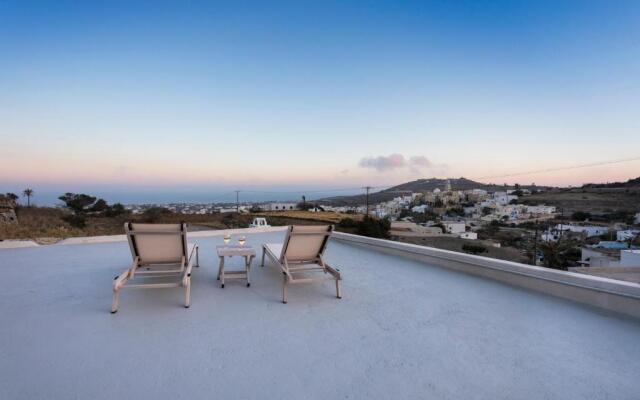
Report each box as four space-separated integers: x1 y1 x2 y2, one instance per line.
358 154 435 173
409 156 432 167
358 153 407 171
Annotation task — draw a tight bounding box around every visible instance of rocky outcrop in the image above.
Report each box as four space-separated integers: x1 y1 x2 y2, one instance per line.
0 195 18 225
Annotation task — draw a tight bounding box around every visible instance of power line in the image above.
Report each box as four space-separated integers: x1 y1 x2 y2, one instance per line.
473 156 640 181
239 186 389 194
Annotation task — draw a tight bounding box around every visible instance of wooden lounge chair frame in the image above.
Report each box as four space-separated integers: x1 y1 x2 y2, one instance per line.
111 222 199 313
261 225 341 303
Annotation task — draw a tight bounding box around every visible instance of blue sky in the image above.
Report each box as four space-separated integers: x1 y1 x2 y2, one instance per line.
1 0 639 199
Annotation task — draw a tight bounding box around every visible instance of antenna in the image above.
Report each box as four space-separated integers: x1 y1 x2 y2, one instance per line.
234 190 241 213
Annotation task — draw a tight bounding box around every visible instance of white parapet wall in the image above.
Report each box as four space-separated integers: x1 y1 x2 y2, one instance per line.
332 232 640 319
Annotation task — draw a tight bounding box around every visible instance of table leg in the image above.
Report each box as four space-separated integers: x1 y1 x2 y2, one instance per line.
246 255 252 287
219 256 225 288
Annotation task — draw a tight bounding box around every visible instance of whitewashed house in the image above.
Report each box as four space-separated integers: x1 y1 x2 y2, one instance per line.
266 203 297 211
442 221 466 234
556 224 609 238
617 230 640 242
411 204 429 213
620 250 640 267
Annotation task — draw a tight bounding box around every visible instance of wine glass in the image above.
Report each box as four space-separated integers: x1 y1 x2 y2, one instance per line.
238 236 246 246
223 234 231 245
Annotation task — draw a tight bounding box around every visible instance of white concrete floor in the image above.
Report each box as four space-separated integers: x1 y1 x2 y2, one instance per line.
1 231 639 400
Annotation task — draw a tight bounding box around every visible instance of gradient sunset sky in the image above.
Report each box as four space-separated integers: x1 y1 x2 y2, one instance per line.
1 0 639 196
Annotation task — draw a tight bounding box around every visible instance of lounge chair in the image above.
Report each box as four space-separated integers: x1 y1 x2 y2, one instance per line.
261 225 342 303
111 222 199 313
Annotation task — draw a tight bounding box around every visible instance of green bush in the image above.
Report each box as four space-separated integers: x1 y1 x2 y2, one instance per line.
62 214 86 228
356 216 390 239
141 207 172 223
338 218 357 228
462 243 487 255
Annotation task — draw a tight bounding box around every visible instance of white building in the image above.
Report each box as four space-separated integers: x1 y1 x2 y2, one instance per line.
525 205 556 215
442 221 466 234
580 248 619 267
620 250 640 267
459 232 477 240
617 230 640 242
492 191 518 206
555 224 609 238
411 205 429 213
266 203 297 211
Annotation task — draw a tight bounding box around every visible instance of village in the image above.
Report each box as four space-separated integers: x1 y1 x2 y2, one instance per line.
111 179 640 279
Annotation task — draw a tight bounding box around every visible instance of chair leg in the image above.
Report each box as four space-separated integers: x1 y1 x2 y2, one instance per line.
111 289 120 313
336 278 342 299
261 248 266 267
195 247 200 267
184 278 191 308
282 274 288 304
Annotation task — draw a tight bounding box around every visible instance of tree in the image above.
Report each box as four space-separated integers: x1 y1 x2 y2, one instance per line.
22 188 34 206
104 203 128 217
58 193 97 214
5 192 19 203
58 193 100 228
538 238 580 270
90 199 109 213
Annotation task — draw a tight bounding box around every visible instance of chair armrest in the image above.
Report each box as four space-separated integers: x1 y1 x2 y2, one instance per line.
113 264 136 292
324 263 341 280
182 249 197 286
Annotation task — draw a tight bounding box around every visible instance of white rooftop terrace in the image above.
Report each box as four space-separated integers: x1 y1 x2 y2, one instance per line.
1 228 640 399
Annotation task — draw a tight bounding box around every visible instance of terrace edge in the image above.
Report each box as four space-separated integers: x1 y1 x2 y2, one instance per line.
332 232 640 319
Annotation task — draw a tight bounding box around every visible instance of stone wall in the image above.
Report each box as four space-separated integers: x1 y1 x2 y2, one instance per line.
0 195 18 225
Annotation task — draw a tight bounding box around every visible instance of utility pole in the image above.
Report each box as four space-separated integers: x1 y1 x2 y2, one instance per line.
532 221 539 266
363 186 372 216
235 190 240 213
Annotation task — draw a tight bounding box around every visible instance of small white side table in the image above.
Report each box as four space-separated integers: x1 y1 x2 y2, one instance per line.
216 245 256 288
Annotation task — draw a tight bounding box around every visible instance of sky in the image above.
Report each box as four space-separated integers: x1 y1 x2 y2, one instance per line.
1 0 639 204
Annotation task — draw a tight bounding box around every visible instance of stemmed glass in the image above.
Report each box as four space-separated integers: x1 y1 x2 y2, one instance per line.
238 236 246 246
223 234 231 245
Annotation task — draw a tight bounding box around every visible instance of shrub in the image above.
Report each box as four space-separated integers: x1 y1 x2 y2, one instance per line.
104 203 127 217
571 211 591 221
338 218 357 228
141 207 172 223
462 243 487 255
62 214 86 228
356 216 390 239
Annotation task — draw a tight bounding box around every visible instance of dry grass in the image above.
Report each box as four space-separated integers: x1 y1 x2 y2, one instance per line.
522 188 640 214
258 210 360 223
0 207 338 242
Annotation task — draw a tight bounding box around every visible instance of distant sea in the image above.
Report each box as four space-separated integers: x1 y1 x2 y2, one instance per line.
20 190 363 207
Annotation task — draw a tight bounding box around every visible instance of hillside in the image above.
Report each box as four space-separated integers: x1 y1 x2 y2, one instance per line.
519 187 640 216
319 177 546 206
582 177 640 189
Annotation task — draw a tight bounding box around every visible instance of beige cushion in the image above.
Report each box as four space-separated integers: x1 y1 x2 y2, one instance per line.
283 225 332 262
264 243 283 260
129 223 186 264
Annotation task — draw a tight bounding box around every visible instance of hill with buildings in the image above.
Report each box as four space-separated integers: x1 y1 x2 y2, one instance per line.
319 177 546 206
